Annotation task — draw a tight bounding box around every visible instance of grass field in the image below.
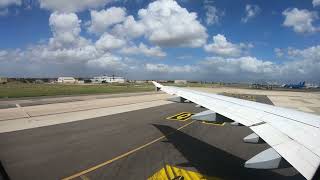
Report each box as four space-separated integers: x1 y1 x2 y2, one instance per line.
0 83 155 98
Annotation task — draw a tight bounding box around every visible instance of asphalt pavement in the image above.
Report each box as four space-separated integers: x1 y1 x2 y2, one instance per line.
0 97 304 180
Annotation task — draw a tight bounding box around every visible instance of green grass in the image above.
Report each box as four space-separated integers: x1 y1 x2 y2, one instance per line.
0 83 154 98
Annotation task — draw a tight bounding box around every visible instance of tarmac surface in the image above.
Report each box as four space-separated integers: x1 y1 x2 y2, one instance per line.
0 101 304 180
0 92 158 109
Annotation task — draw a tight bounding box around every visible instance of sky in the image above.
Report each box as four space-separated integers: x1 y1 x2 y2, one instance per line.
0 0 319 82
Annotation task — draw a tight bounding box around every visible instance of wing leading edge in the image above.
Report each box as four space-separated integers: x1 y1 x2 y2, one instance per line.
152 81 320 180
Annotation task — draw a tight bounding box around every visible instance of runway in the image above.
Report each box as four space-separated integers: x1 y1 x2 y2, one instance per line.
0 92 159 109
0 101 304 180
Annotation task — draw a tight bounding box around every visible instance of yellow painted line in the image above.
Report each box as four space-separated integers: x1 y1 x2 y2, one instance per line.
148 164 222 180
201 121 225 126
62 120 196 180
166 112 194 121
166 112 187 120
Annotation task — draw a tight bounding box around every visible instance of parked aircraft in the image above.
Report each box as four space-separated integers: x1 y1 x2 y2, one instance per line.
282 81 305 89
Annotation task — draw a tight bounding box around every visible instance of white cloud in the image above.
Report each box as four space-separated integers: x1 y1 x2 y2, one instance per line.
95 33 126 51
32 45 99 63
241 4 260 23
1 44 320 81
202 45 320 80
143 45 320 81
112 15 146 39
98 0 207 47
313 0 320 7
136 0 207 47
48 12 87 49
0 0 21 15
282 8 319 33
38 0 113 13
204 34 252 57
286 45 320 60
0 50 8 60
88 7 127 34
87 53 127 70
145 63 195 73
0 0 21 8
204 5 223 25
1 0 319 82
202 56 276 75
274 48 284 57
120 43 166 57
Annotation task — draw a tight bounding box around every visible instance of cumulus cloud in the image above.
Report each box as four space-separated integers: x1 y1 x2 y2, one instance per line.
38 0 113 13
48 12 88 49
241 4 260 23
0 0 319 82
92 0 207 47
112 0 212 46
88 7 127 34
202 56 276 75
112 15 146 39
286 45 320 60
120 43 166 57
0 50 7 56
204 46 320 81
0 0 21 8
1 44 320 81
313 0 320 7
87 53 127 70
145 63 196 73
136 0 207 47
204 34 252 57
95 33 126 51
282 8 319 33
142 44 320 81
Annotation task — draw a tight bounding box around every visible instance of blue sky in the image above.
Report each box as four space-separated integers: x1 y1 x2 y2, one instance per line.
0 0 319 82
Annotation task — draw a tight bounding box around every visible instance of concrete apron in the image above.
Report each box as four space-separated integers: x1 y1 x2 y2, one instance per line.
0 94 173 133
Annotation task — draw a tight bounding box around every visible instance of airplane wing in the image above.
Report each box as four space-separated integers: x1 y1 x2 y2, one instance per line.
152 81 320 180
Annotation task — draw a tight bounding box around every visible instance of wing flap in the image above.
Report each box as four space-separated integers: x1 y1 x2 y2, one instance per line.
250 123 291 146
261 114 320 157
251 122 320 179
274 140 320 180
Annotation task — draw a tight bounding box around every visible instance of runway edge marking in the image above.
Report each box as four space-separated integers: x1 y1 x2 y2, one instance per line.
61 120 196 180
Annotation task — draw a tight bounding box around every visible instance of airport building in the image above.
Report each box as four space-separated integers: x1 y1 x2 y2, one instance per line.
91 75 125 83
0 77 8 84
174 80 187 84
57 77 76 84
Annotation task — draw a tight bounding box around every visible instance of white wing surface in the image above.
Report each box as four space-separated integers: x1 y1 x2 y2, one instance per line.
153 81 320 180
